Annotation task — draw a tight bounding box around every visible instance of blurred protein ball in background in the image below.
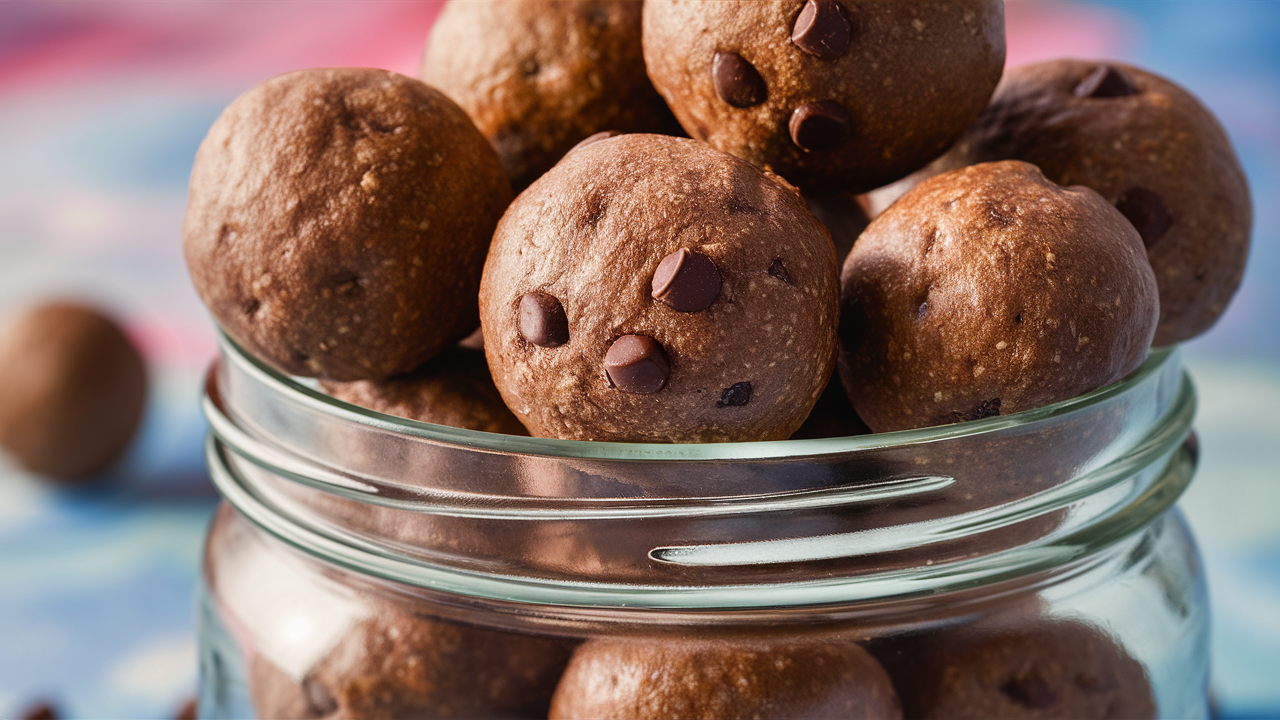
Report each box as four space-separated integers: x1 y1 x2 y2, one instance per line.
0 301 147 482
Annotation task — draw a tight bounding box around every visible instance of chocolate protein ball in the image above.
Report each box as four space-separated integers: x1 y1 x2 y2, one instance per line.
864 59 1251 345
549 635 902 720
184 67 511 381
479 133 839 443
421 0 678 192
642 0 1005 193
881 618 1155 719
839 161 1158 433
0 302 147 481
249 605 572 719
321 345 528 435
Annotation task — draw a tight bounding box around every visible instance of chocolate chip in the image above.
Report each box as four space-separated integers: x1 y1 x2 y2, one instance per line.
768 258 791 283
1074 64 1139 98
518 292 569 347
717 381 753 407
1001 670 1058 710
302 676 339 716
712 51 767 108
789 101 851 151
1115 187 1172 248
604 335 669 393
652 249 721 312
791 0 852 60
569 130 622 155
954 397 1001 422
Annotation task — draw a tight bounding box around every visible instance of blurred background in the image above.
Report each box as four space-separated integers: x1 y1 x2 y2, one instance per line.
0 1 1276 718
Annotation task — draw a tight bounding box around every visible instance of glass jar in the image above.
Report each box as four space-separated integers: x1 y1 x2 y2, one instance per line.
197 332 1206 719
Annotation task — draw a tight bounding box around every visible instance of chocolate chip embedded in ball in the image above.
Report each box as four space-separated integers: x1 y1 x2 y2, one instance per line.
651 249 721 312
0 302 147 482
716 382 753 407
790 101 851 152
604 335 669 393
1115 187 1172 249
520 292 571 347
712 51 767 108
1074 63 1139 98
791 0 853 60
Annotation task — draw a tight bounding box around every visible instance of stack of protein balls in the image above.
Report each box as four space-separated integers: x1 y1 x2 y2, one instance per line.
182 1 1251 718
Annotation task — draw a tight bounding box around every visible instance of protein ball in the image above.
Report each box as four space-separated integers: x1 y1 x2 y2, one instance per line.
863 59 1251 345
882 618 1156 719
0 302 147 482
248 605 573 720
549 634 902 720
320 345 528 435
421 0 678 192
642 0 1005 193
839 161 1158 433
479 133 838 443
183 67 511 381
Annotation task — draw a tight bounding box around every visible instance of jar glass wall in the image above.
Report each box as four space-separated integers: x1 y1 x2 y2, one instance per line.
198 334 1206 719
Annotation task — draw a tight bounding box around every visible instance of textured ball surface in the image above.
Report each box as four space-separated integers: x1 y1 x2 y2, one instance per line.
0 302 146 481
480 134 838 443
839 161 1158 432
422 0 676 191
642 0 1005 193
184 68 511 381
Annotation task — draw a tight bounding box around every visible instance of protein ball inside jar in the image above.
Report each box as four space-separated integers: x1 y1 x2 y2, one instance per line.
549 634 901 720
881 618 1155 720
183 67 512 381
479 133 839 443
248 605 573 720
863 59 1252 346
0 302 147 482
421 0 678 192
839 160 1158 433
320 345 529 435
642 0 1005 193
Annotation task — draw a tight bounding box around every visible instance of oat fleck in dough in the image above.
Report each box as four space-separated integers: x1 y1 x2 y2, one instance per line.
480 134 838 443
320 345 528 435
549 635 901 720
183 68 512 381
863 59 1252 346
421 0 678 192
839 161 1158 433
248 605 572 720
642 0 1005 193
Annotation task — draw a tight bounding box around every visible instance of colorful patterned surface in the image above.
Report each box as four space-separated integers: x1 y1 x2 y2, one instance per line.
0 2 1276 717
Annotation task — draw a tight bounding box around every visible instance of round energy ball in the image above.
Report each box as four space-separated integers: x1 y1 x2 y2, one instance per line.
479 134 839 443
0 302 147 481
184 67 511 381
862 59 1252 346
549 634 902 720
839 161 1159 433
642 0 1005 193
321 345 528 435
422 0 678 192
